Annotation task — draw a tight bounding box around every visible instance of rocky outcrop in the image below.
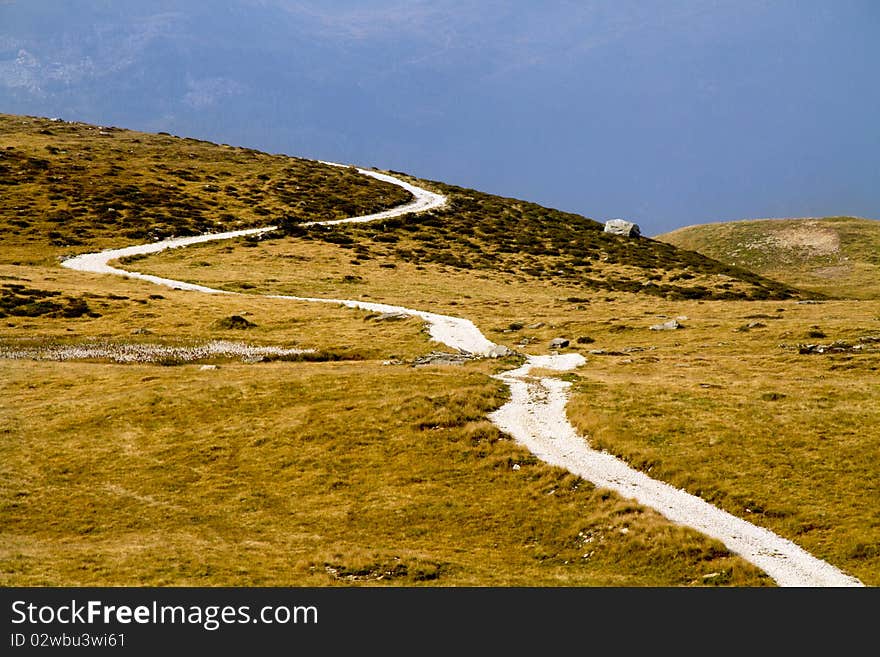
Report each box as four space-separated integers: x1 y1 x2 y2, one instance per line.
487 344 512 358
374 311 410 321
649 319 683 331
412 351 473 366
603 219 641 237
791 336 880 354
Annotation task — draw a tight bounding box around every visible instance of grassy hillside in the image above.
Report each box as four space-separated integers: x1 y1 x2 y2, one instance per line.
2 114 877 586
279 176 808 302
657 216 880 299
0 113 411 262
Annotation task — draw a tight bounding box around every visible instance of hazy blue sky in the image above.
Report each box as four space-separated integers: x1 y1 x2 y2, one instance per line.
1 0 878 234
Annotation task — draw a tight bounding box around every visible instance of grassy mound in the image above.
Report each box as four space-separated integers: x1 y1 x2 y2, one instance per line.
657 216 880 299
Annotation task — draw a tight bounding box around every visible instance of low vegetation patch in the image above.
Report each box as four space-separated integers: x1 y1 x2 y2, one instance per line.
0 338 320 365
213 314 257 330
279 177 805 301
0 283 99 319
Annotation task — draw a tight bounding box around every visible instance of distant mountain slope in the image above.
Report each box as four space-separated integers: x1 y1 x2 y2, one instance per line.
657 216 880 299
1 113 804 301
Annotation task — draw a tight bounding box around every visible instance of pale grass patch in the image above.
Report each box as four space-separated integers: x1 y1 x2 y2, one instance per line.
0 360 767 586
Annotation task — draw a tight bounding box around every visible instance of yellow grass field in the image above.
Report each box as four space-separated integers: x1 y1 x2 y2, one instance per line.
2 114 876 586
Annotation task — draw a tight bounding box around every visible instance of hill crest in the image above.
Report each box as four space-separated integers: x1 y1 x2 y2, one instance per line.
657 215 880 299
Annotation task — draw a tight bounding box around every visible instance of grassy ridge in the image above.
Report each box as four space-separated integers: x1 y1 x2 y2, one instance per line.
0 113 411 262
657 216 880 299
281 175 807 301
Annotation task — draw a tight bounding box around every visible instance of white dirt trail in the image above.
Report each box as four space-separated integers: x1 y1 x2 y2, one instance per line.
61 165 862 587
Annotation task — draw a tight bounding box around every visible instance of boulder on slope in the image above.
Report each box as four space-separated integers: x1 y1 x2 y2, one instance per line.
603 219 641 237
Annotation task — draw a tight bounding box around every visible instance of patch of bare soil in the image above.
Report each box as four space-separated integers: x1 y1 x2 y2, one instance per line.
810 264 853 279
770 222 841 257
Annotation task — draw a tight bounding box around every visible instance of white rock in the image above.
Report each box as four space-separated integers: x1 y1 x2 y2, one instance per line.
650 319 683 331
603 219 641 237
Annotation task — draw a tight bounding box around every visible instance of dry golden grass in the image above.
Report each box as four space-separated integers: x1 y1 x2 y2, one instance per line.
129 234 879 586
0 262 430 362
1 113 875 587
0 359 767 586
562 297 880 586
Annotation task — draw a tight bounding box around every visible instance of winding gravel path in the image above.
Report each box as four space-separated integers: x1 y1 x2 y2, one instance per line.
61 164 863 586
